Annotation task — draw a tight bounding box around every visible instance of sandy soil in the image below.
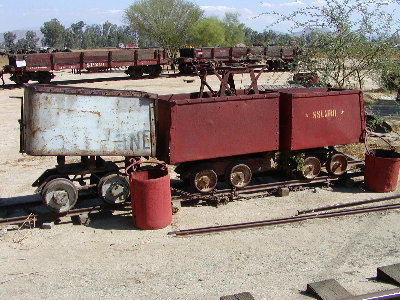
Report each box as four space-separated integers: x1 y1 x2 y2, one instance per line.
0 69 399 300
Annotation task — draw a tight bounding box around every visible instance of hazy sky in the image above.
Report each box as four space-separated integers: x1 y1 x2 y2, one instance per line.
0 0 399 33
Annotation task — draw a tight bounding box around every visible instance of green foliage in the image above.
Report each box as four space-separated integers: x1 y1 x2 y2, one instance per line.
25 31 39 49
40 19 137 50
188 12 246 47
41 19 67 49
366 114 390 133
286 153 305 178
3 32 16 50
66 21 86 49
189 17 226 47
125 0 203 55
380 61 400 100
4 30 40 51
263 0 397 89
222 12 245 46
244 28 295 46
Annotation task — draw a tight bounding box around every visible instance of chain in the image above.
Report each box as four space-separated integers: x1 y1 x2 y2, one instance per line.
237 190 276 201
171 187 195 199
172 182 332 206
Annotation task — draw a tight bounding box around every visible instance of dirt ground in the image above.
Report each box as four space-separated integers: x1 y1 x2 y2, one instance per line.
0 69 399 300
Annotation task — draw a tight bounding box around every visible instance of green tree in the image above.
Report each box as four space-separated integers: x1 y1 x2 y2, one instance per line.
82 24 102 49
222 12 245 46
41 19 67 49
3 31 16 50
263 0 396 89
190 17 226 47
25 31 39 49
381 61 400 100
125 0 203 56
67 21 86 49
15 38 28 50
244 28 295 46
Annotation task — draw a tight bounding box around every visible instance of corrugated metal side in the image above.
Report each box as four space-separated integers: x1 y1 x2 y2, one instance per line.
157 92 280 164
279 89 365 151
22 86 156 156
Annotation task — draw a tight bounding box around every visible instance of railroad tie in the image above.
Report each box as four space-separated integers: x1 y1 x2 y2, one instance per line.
220 292 255 300
377 263 400 286
306 279 353 300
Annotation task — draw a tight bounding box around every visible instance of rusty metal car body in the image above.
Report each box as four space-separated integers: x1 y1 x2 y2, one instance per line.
19 66 366 212
5 48 168 84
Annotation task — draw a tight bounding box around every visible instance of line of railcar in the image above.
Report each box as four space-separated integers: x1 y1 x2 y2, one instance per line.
19 66 365 213
1 45 297 85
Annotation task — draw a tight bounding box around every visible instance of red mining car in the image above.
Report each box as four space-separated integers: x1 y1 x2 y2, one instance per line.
20 65 365 212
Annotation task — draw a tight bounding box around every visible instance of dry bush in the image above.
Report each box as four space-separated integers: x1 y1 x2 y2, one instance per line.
0 55 8 68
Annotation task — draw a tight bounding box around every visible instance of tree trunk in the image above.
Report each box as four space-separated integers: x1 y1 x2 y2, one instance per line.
397 89 400 101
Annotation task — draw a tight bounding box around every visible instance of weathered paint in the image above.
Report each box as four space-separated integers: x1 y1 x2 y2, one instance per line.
277 88 365 151
157 91 280 164
9 48 167 72
22 85 157 156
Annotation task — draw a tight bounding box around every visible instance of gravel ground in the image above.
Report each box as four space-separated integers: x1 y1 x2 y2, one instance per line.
0 69 399 300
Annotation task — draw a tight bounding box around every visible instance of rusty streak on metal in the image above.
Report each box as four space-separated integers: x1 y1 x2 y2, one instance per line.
168 202 400 236
81 110 101 117
25 84 158 99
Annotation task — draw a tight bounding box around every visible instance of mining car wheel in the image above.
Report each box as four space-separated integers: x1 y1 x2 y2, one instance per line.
127 66 144 78
37 71 52 84
301 156 321 180
148 65 162 76
97 174 130 204
14 74 29 85
327 153 348 176
190 168 218 193
42 178 78 213
225 163 252 189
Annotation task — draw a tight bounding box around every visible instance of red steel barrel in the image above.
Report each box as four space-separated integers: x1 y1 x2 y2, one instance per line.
129 166 172 230
364 149 400 193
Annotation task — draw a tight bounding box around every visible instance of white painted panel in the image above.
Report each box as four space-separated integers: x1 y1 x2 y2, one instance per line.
23 89 155 156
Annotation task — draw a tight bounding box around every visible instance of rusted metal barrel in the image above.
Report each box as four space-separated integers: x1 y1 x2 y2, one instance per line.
129 165 172 230
364 149 400 192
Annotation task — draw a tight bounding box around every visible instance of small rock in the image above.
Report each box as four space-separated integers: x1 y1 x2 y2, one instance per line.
41 222 54 229
71 214 91 225
344 178 356 188
277 187 290 197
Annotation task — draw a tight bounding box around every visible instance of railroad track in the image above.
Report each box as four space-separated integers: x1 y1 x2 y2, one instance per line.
0 162 364 227
171 162 364 205
168 197 400 237
0 203 131 226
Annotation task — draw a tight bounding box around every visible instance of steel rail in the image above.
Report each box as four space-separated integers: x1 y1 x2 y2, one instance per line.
168 202 400 236
173 170 364 201
340 287 400 300
1 164 364 226
0 203 131 226
297 194 400 215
